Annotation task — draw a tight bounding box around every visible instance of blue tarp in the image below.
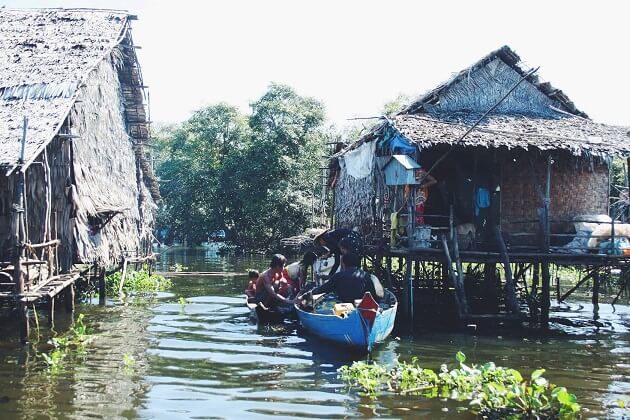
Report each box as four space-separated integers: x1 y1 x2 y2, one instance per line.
378 125 416 155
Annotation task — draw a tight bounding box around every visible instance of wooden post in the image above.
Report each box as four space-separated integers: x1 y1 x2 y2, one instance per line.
441 235 465 319
539 156 552 329
119 258 128 295
483 262 499 313
541 262 551 328
98 266 106 305
64 284 75 313
406 257 414 325
15 117 29 344
385 256 392 289
493 225 519 314
531 263 540 296
592 268 600 321
556 274 561 302
48 297 55 327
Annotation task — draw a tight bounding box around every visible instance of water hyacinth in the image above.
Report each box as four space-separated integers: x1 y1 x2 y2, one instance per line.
338 352 581 419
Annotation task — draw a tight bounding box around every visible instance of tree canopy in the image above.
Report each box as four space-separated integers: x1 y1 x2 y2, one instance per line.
155 84 328 250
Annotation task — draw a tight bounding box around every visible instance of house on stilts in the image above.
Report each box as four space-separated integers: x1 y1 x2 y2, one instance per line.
0 8 159 341
329 46 630 329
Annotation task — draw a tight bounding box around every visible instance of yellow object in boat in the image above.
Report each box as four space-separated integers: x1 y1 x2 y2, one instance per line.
334 303 355 317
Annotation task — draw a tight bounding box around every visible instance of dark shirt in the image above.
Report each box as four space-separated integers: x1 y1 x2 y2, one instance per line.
323 228 352 254
312 267 376 303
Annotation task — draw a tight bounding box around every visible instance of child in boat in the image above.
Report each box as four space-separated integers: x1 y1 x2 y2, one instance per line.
244 270 259 299
255 254 295 307
283 251 318 293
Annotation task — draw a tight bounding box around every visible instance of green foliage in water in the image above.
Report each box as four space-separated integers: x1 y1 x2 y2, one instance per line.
338 352 581 419
169 263 189 272
41 314 93 373
106 268 172 296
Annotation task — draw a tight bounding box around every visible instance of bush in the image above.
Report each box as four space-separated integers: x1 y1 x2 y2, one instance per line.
106 267 171 296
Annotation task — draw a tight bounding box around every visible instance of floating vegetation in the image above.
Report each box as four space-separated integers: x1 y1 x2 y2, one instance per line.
178 297 189 306
41 314 94 373
121 352 136 375
338 352 581 419
106 267 172 296
169 263 189 272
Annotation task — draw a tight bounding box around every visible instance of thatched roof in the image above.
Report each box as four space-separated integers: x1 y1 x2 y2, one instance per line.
0 9 126 169
339 45 630 159
401 45 588 119
0 8 160 199
392 113 630 158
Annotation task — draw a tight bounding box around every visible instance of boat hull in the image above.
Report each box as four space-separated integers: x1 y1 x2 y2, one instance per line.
246 296 294 323
295 290 397 352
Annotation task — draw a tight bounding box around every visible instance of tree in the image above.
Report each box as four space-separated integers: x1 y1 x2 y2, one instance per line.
154 104 249 244
155 85 328 250
222 84 327 249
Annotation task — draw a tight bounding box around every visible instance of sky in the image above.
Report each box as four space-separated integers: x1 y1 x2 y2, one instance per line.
4 1 630 128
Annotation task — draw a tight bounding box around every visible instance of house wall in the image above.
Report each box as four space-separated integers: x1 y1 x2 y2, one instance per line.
68 55 151 267
334 161 376 234
501 155 609 234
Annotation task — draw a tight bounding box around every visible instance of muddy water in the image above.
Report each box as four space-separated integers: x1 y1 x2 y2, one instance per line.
0 246 627 419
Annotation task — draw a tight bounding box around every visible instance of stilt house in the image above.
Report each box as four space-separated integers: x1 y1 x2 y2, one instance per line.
0 9 158 330
329 46 630 327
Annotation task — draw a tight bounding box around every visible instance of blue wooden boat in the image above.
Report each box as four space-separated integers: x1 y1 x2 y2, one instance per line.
295 290 397 352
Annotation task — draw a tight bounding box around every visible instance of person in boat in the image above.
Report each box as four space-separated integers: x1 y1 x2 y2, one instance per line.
315 228 364 277
255 254 295 307
283 251 318 293
244 270 260 299
310 253 382 303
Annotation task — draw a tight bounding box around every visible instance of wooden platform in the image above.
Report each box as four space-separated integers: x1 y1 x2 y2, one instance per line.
0 272 80 303
377 246 630 266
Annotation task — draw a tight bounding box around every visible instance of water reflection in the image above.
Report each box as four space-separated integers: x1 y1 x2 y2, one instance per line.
0 247 627 418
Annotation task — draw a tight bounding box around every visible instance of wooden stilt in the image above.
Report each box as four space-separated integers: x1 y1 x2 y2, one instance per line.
493 225 519 314
98 266 106 305
558 268 598 303
531 263 540 296
18 301 29 344
442 235 465 318
483 262 499 313
592 269 600 321
385 256 392 289
541 262 550 328
48 297 55 327
407 258 414 325
64 284 75 313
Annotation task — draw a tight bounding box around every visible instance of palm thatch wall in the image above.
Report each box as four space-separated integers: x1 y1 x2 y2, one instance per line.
0 8 158 270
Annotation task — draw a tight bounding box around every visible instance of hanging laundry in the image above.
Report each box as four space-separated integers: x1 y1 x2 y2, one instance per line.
475 187 491 216
342 140 376 179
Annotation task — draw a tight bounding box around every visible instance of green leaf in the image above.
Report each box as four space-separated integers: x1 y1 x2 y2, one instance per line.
456 351 466 364
530 368 545 380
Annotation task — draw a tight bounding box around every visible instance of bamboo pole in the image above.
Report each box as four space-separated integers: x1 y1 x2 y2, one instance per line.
15 116 29 343
441 235 464 319
493 225 519 314
592 269 600 321
119 258 128 295
539 156 552 329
